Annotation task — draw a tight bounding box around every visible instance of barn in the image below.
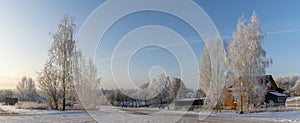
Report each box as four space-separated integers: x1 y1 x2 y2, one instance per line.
4 97 18 105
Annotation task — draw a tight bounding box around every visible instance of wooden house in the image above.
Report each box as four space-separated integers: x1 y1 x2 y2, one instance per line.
223 75 286 110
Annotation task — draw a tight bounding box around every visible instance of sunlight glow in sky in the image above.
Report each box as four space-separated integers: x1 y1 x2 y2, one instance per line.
1 0 300 89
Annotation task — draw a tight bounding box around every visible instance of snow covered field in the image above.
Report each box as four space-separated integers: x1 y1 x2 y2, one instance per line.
213 110 300 122
1 104 300 123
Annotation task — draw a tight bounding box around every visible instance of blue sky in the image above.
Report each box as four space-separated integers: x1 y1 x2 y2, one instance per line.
1 0 300 89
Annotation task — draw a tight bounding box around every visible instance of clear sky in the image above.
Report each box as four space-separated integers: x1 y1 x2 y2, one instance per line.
1 0 300 89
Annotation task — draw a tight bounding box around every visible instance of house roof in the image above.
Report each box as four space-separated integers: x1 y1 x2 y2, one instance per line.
228 75 285 93
268 91 287 97
263 75 286 93
174 98 204 102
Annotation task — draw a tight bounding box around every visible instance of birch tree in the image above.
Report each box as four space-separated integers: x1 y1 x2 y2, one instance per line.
38 60 60 110
38 15 76 110
199 41 211 95
211 36 227 111
229 12 272 111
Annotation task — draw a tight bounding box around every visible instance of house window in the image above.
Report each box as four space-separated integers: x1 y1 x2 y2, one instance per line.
278 97 285 103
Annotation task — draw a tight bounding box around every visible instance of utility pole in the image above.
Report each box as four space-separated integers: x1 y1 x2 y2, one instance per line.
240 82 244 114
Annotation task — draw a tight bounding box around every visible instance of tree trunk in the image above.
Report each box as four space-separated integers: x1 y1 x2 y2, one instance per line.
63 87 66 111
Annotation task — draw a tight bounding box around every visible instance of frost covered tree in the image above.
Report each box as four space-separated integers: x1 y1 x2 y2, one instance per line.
229 12 272 111
16 76 37 101
292 80 300 95
200 36 227 111
276 76 299 92
137 74 187 105
142 74 169 105
73 52 101 109
210 36 227 111
38 15 76 110
199 41 211 95
38 60 60 110
0 90 14 102
169 77 187 100
157 74 170 104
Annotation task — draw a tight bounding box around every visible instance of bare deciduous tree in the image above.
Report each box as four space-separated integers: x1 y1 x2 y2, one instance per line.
276 76 299 92
38 15 76 110
16 76 37 101
0 90 14 102
38 60 60 110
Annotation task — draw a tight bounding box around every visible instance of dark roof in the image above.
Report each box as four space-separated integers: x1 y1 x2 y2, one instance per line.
174 98 205 102
228 75 285 93
268 91 287 97
264 75 285 93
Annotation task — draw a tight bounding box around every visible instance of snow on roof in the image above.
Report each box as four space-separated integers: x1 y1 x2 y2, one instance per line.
268 91 287 97
174 98 204 102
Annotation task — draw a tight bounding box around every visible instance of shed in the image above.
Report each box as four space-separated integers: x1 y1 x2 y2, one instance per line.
4 97 18 105
174 98 204 110
265 91 287 106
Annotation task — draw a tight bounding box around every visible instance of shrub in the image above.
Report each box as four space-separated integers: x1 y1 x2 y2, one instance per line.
16 102 49 110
